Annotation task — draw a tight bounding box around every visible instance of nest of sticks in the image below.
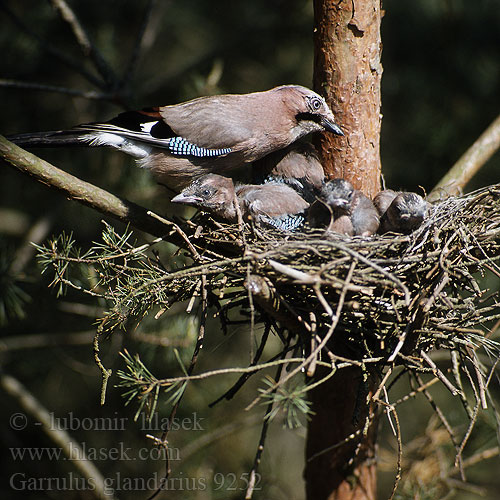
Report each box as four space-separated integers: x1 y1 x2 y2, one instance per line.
159 183 500 381
144 183 500 485
69 180 500 490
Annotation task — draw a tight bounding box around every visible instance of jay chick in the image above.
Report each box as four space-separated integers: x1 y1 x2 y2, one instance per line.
308 179 379 236
252 142 325 202
171 173 309 231
8 85 343 191
374 189 430 234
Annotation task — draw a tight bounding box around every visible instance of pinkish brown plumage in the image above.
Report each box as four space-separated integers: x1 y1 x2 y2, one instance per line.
252 142 325 202
171 174 309 231
8 86 342 191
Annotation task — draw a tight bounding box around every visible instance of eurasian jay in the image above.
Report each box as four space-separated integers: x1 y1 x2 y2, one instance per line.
373 189 430 234
7 85 343 191
171 173 309 231
308 178 380 236
252 142 325 202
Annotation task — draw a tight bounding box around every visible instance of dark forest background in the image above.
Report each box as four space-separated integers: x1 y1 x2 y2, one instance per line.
1 1 499 499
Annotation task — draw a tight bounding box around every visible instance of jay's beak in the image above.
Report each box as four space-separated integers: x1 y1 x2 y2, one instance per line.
321 117 344 136
171 193 203 205
331 198 350 209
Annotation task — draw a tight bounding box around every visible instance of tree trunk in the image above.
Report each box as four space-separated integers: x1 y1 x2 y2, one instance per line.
305 367 379 500
313 0 382 198
306 1 383 499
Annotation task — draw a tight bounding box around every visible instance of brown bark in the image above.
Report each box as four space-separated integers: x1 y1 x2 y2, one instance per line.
305 367 379 500
306 1 383 499
313 0 382 198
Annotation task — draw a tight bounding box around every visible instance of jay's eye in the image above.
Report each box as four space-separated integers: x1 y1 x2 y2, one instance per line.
310 97 322 111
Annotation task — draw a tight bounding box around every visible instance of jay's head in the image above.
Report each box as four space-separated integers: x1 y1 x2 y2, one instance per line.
319 178 355 213
171 174 237 219
275 86 344 138
387 192 429 231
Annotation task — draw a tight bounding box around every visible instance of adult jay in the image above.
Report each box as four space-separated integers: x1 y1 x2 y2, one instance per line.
8 85 343 191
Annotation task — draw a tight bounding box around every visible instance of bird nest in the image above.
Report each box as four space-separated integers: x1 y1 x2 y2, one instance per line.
38 180 500 490
163 183 500 372
41 182 500 417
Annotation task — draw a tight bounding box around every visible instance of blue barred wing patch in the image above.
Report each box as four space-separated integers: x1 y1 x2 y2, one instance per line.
168 137 232 157
260 214 305 232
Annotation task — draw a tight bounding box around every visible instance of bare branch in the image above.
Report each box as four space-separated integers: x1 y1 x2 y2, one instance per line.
0 135 181 242
0 330 95 351
118 0 159 91
0 3 103 88
1 372 114 500
50 0 117 88
429 112 500 201
0 79 116 101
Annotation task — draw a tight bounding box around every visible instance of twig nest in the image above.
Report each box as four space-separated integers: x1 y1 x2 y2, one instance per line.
176 184 500 366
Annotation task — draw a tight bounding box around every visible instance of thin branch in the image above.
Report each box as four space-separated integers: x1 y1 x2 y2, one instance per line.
118 0 158 90
149 273 208 500
180 414 263 463
93 333 112 406
156 358 330 386
420 350 460 396
209 323 272 406
10 213 53 275
245 349 289 500
0 3 103 88
0 136 179 241
1 372 114 500
415 373 465 481
460 446 500 469
245 259 358 412
129 331 191 348
429 112 500 201
385 403 402 500
0 330 95 351
0 79 115 101
50 0 117 87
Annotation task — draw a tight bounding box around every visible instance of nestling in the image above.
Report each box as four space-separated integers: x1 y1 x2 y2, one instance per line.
374 189 430 234
252 142 325 202
308 178 379 236
171 173 309 231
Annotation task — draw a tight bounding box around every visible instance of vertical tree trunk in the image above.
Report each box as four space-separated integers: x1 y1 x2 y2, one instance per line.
313 0 382 198
305 367 379 500
305 1 383 499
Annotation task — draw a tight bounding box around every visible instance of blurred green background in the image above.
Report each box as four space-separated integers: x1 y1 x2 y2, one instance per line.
1 1 499 499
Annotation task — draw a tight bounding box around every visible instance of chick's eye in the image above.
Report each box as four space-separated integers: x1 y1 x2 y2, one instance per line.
310 97 322 111
202 189 212 197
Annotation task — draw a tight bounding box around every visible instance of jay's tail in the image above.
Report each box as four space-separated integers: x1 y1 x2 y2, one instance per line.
6 125 154 159
7 130 96 148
